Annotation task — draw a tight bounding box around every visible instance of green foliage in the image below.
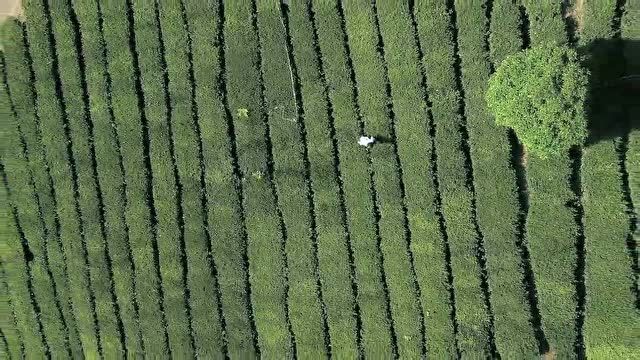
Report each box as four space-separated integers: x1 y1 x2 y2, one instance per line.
414 0 492 355
23 0 103 353
157 1 226 356
69 0 143 354
487 44 589 158
1 54 48 359
224 0 293 356
580 3 640 358
99 0 169 356
2 18 84 358
256 1 328 358
344 0 448 356
453 0 538 356
287 1 363 357
375 0 460 356
130 0 193 356
622 0 640 246
2 0 637 358
0 259 22 360
48 0 125 354
519 3 578 356
314 0 427 356
183 0 257 356
0 187 45 359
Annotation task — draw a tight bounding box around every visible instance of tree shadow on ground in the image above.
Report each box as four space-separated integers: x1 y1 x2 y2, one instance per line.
580 38 639 146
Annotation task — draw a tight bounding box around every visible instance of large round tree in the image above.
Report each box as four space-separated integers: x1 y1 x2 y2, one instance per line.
486 44 589 158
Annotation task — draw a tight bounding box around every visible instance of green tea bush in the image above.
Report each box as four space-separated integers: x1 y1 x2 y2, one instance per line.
224 0 293 356
256 1 328 357
183 0 257 356
287 1 365 357
69 0 143 353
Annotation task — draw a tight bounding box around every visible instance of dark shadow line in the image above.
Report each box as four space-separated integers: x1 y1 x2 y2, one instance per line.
280 2 332 356
613 0 627 38
514 4 550 354
151 0 197 354
178 0 229 356
251 0 297 355
562 0 579 46
509 132 550 355
569 147 586 359
520 6 531 50
65 0 127 351
216 0 261 354
617 135 640 308
562 14 585 359
94 0 145 353
307 1 363 357
40 0 100 355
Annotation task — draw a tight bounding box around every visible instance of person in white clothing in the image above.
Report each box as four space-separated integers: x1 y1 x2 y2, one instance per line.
358 135 376 147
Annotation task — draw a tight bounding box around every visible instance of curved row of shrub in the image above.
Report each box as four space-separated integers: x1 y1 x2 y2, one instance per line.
286 1 368 357
1 115 64 357
97 0 171 355
448 0 539 356
314 0 421 356
223 0 293 356
129 0 194 357
23 0 102 354
579 3 639 358
345 0 461 357
47 0 127 354
1 62 49 358
3 18 88 358
340 2 414 356
182 0 257 356
342 2 434 358
521 1 579 356
67 0 144 354
0 253 24 359
410 0 495 355
0 186 44 359
156 1 228 357
256 1 328 357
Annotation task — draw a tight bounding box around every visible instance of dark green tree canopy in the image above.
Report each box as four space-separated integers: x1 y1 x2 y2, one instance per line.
486 44 589 158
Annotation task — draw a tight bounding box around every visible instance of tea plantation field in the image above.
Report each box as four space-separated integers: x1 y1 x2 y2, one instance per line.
1 0 638 358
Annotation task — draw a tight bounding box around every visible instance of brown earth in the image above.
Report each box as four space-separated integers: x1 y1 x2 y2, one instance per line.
543 349 557 360
0 0 23 22
564 0 585 33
